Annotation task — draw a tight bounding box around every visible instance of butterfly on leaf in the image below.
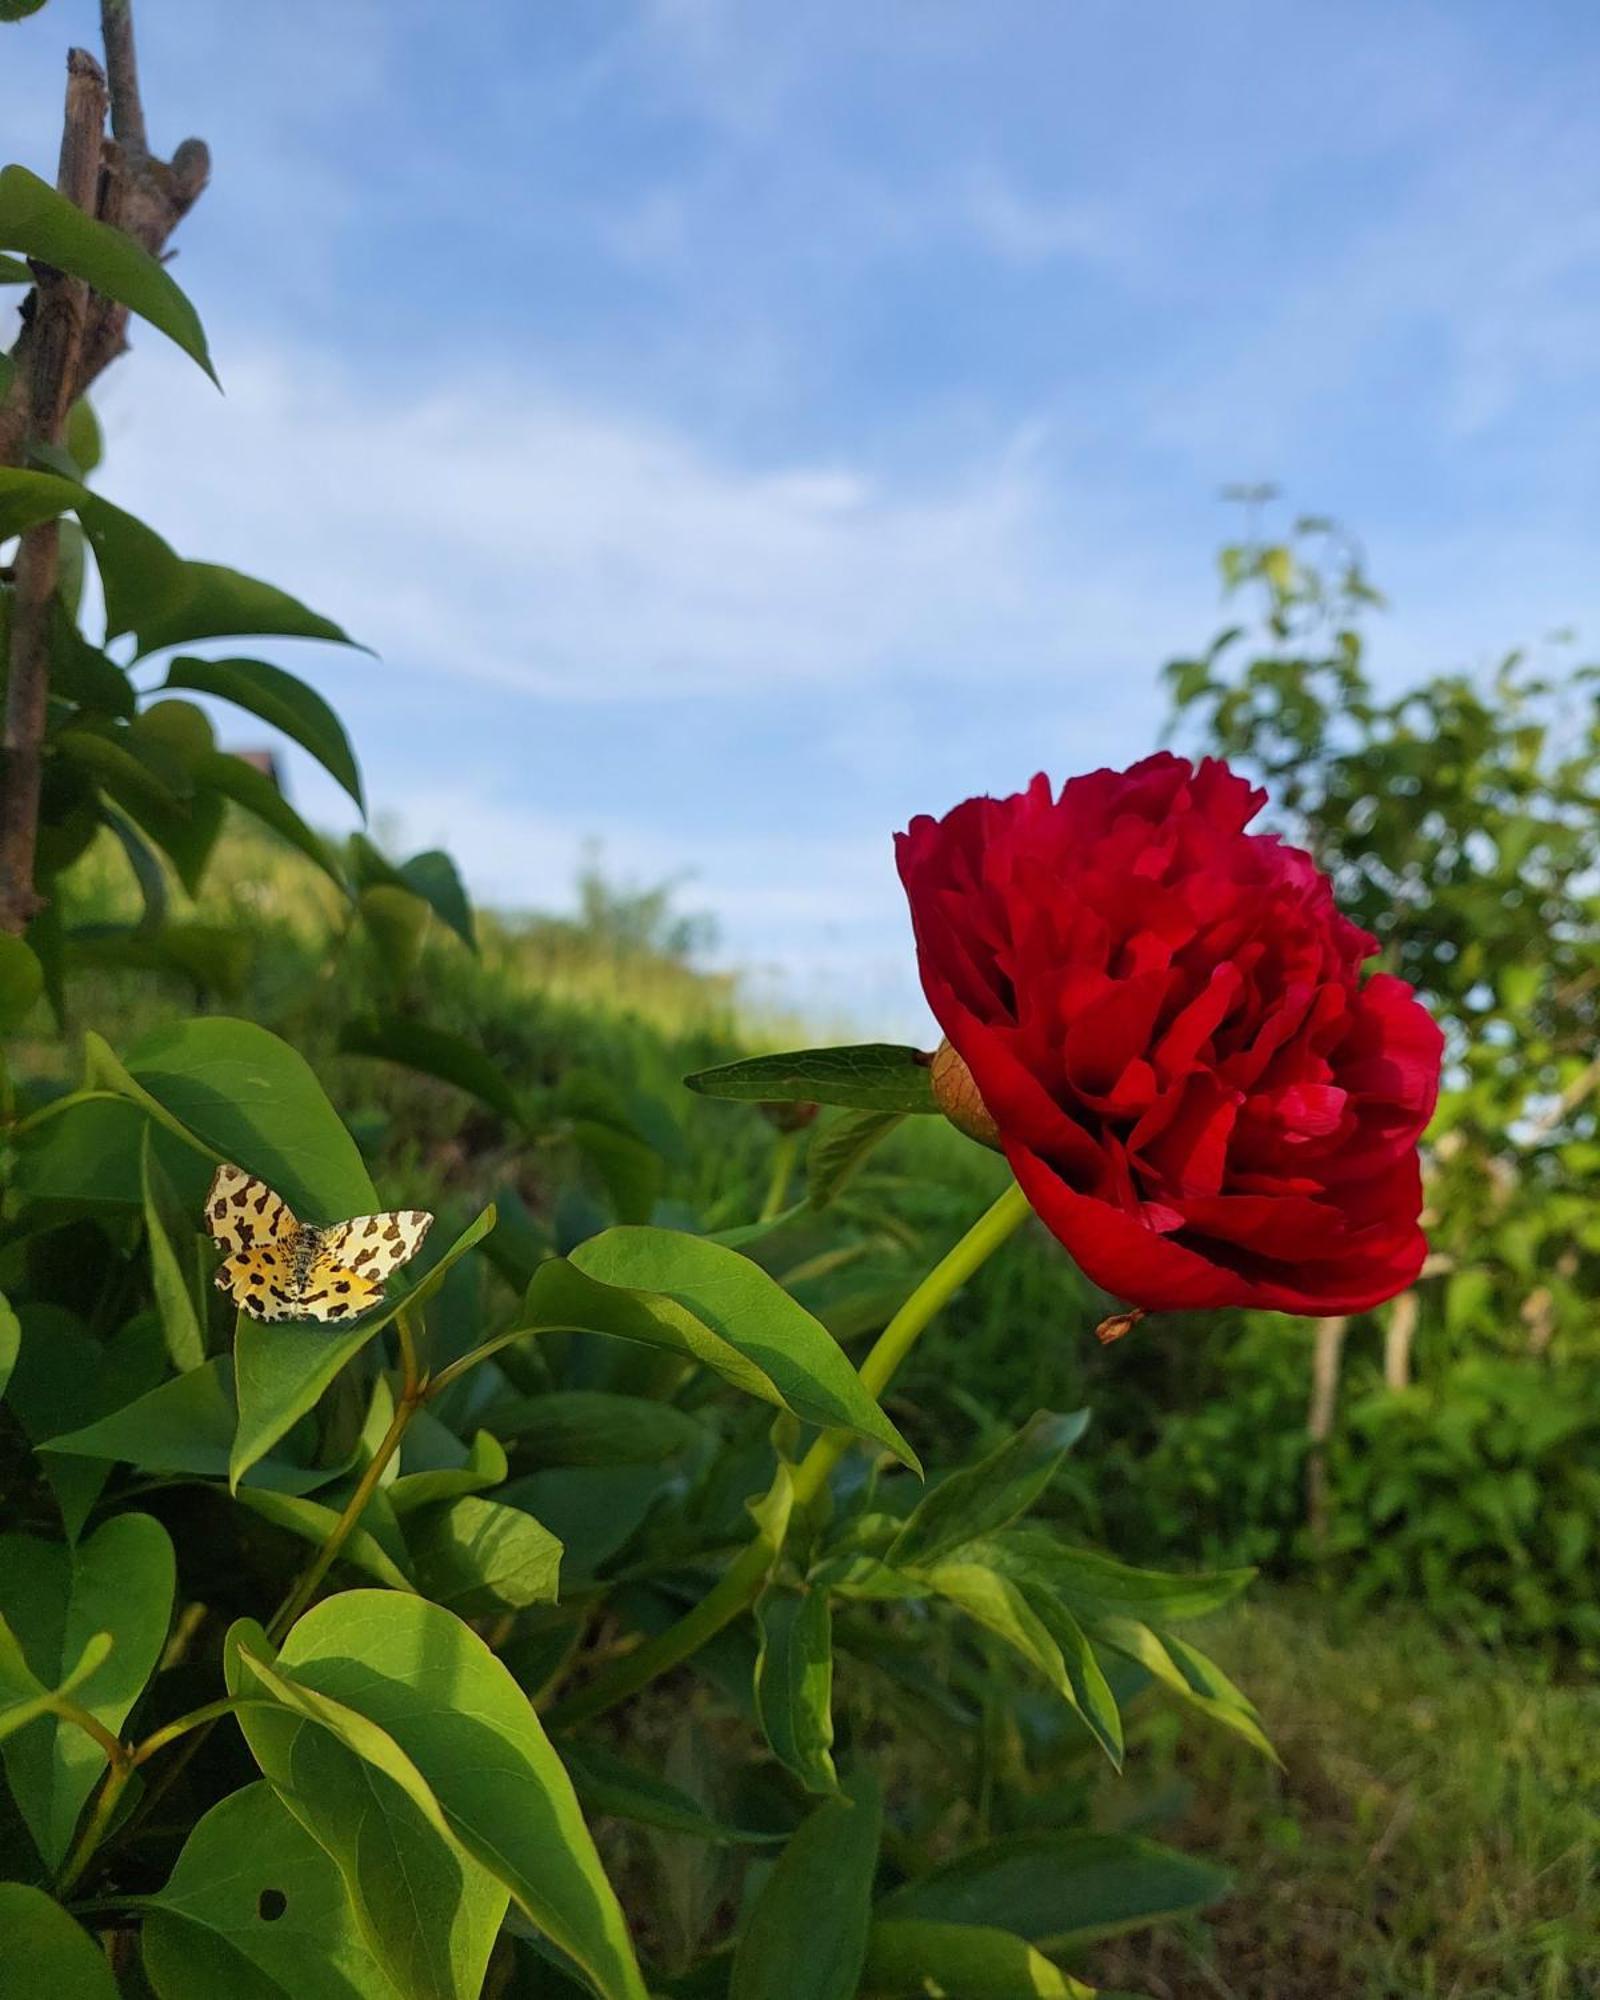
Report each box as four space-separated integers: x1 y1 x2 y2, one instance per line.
204 1163 433 1325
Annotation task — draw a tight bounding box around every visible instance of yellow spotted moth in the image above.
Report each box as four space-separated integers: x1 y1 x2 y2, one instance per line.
205 1162 433 1324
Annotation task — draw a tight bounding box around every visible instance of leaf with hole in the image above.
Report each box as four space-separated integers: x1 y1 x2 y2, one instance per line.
141 1779 414 2000
234 1591 647 2000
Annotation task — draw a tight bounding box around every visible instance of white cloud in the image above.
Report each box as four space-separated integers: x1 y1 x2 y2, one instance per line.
96 334 1193 708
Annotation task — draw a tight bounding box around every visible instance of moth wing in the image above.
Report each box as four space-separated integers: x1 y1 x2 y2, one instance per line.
320 1210 434 1285
205 1163 296 1255
292 1254 386 1324
215 1246 298 1323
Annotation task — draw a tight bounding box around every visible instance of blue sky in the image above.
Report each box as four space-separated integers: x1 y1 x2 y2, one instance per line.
6 0 1600 1029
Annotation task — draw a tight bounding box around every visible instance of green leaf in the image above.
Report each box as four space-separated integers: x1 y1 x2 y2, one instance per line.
133 560 358 657
141 1780 416 2000
0 1293 18 1403
807 1109 907 1208
862 1920 1090 1999
913 1562 1121 1767
51 604 133 718
687 1044 936 1115
0 251 34 279
0 1623 112 1745
559 1739 783 1846
0 932 43 1029
754 1588 838 1796
235 1591 647 2000
101 801 170 930
42 1358 336 1494
143 1125 207 1372
1094 1619 1276 1762
976 1529 1254 1626
119 1017 377 1220
484 1390 704 1467
889 1411 1089 1570
163 655 364 809
387 1431 508 1517
730 1769 881 2000
0 1514 175 1868
234 1489 416 1592
0 165 216 380
65 395 101 476
0 1883 119 2000
338 1016 524 1126
0 466 185 635
357 886 429 992
396 851 475 953
527 1228 918 1471
230 1206 494 1488
404 1496 562 1614
190 750 346 887
877 1831 1231 1948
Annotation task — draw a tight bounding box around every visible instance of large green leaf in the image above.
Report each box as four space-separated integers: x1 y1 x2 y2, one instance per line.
484 1390 704 1467
230 1206 494 1488
686 1044 937 1114
141 1780 410 2000
0 1515 174 1868
877 1831 1230 1948
754 1587 838 1796
0 466 186 636
973 1529 1254 1626
133 561 358 657
42 1357 331 1494
338 1016 524 1126
914 1562 1121 1767
889 1411 1089 1570
0 165 215 379
191 751 346 887
222 1629 505 2000
1093 1618 1275 1761
404 1496 562 1614
120 1017 376 1219
729 1769 881 2000
862 1920 1090 1999
0 1883 119 2000
0 1620 113 1746
234 1592 647 2000
527 1228 918 1471
163 655 364 809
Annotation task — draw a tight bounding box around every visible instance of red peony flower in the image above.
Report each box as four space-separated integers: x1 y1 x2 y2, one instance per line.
896 754 1443 1315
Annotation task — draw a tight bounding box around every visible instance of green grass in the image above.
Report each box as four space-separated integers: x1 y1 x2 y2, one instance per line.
1093 1595 1600 2000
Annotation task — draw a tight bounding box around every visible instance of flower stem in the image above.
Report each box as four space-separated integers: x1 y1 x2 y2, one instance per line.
266 1390 416 1642
547 1179 1031 1727
55 1756 132 1898
758 1129 799 1221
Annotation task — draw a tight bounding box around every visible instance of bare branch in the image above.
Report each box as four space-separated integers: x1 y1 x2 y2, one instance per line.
0 50 109 936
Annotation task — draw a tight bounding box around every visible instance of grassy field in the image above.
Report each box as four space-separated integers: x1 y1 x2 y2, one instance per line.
41 817 1600 1999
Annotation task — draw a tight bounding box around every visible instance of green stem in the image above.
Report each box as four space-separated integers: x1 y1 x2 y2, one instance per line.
395 1302 425 1400
758 1129 799 1222
266 1390 417 1642
55 1756 132 1898
129 1695 253 1768
547 1180 1031 1727
426 1322 579 1401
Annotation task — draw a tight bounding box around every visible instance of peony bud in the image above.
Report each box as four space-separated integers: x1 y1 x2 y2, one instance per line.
930 1038 1002 1150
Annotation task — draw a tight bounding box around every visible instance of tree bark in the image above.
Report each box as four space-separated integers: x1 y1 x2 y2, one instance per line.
0 51 108 935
